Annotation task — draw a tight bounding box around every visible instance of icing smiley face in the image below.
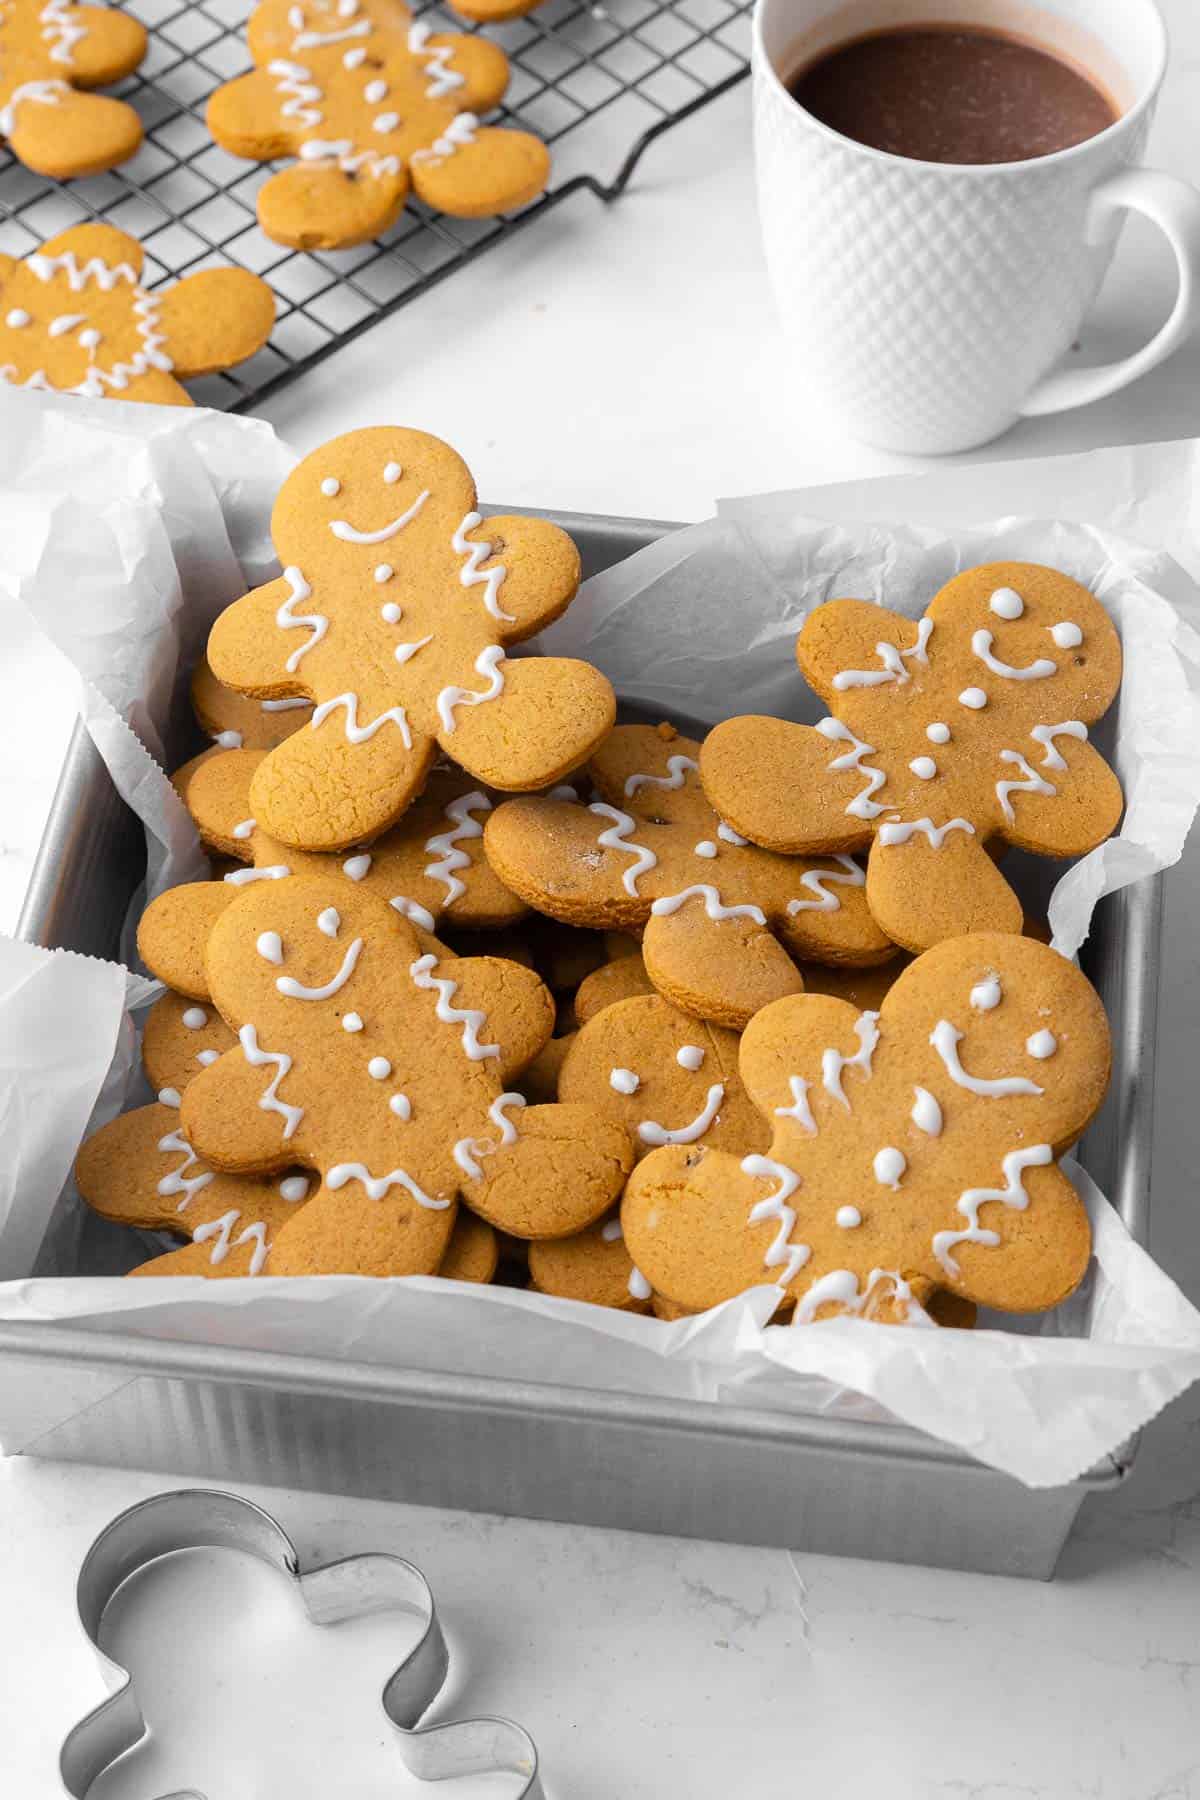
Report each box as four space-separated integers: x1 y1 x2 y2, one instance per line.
0 224 274 406
206 427 613 854
486 722 897 1032
210 0 551 250
559 992 770 1162
700 561 1124 955
177 876 633 1272
621 931 1110 1320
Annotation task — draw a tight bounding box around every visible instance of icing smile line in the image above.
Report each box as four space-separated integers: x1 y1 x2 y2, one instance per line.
329 489 430 543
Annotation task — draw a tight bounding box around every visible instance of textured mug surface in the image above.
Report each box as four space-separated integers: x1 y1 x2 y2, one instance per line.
753 0 1173 452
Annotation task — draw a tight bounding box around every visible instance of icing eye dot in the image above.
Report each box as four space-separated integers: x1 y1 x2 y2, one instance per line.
970 974 1002 1011
959 687 988 710
368 1055 392 1079
383 461 402 483
78 327 101 350
256 931 284 965
1050 621 1083 649
375 564 394 584
279 1174 309 1202
317 907 340 937
196 1049 219 1067
601 1218 623 1242
232 818 256 840
926 722 950 744
320 477 340 497
389 1092 412 1119
5 309 30 328
676 1045 705 1071
343 853 371 881
610 1067 639 1095
836 1205 862 1229
872 1147 906 1189
1026 1029 1057 1059
694 840 718 858
342 1012 364 1033
181 1006 207 1029
380 601 402 624
989 587 1024 620
909 756 936 780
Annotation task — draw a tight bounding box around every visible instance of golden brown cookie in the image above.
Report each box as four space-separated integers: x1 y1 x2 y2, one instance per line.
77 1096 313 1277
528 1213 652 1313
192 655 313 751
518 1030 575 1104
573 951 655 1025
177 876 633 1272
622 932 1109 1320
207 0 549 249
0 225 274 406
206 427 614 852
486 723 896 1029
438 1207 498 1284
559 994 768 1163
142 990 237 1099
701 564 1123 954
0 0 145 176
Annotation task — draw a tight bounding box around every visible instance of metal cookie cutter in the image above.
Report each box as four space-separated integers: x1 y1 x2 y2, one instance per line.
60 1487 543 1798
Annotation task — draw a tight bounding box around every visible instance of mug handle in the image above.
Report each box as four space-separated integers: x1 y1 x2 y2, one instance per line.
1019 168 1200 417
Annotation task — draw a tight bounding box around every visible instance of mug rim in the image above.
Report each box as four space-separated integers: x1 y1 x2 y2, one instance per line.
752 0 1168 177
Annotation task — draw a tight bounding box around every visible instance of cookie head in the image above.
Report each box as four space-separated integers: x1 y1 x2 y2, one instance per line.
623 932 1109 1318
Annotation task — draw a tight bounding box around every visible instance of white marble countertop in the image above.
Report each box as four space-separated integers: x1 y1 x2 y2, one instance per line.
5 3 1200 1794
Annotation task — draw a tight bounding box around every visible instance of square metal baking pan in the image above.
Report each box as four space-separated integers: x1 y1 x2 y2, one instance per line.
1 509 1163 1579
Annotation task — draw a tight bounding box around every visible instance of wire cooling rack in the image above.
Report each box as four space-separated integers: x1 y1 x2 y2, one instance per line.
0 0 751 411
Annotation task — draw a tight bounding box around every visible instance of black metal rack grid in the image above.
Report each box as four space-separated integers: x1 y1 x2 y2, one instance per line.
0 0 751 411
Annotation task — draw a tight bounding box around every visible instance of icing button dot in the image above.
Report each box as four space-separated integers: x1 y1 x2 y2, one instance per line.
256 931 284 965
610 1068 639 1095
836 1205 862 1229
1026 1029 1058 1059
676 1045 705 1071
909 756 936 780
6 309 30 328
989 587 1024 620
364 78 387 101
694 840 718 858
959 687 988 710
279 1175 309 1202
380 601 401 623
196 1049 219 1067
926 722 950 744
383 461 402 483
374 564 394 583
342 1012 364 1033
78 328 102 350
389 1092 412 1119
368 1056 392 1079
343 854 371 881
1050 622 1083 649
317 907 340 937
872 1147 906 1189
320 477 340 497
181 1007 207 1029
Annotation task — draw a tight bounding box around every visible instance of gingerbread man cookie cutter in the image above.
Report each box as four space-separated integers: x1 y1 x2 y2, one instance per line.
60 1488 543 1798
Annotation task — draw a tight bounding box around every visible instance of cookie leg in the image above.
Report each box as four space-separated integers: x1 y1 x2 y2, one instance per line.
248 722 437 852
257 163 410 251
410 127 549 220
5 88 142 178
642 903 804 1030
865 831 1022 954
266 1181 457 1276
441 656 615 791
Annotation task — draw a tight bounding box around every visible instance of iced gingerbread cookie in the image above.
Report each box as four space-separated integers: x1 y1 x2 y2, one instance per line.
528 1213 652 1314
486 723 895 1029
77 1095 313 1278
572 950 654 1025
206 427 613 852
622 932 1109 1319
0 224 274 405
192 655 313 752
179 876 633 1273
559 993 768 1162
701 563 1123 953
142 991 237 1099
0 0 145 176
207 0 548 249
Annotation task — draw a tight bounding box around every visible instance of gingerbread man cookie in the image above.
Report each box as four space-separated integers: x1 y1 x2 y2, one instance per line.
205 427 614 852
0 224 275 406
486 723 895 1029
178 876 633 1274
622 932 1109 1319
208 0 549 249
192 655 313 752
701 563 1123 953
528 1212 652 1314
559 993 768 1162
0 0 145 176
77 1095 314 1278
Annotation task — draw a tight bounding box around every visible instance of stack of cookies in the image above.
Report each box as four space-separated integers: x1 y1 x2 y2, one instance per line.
76 425 1122 1330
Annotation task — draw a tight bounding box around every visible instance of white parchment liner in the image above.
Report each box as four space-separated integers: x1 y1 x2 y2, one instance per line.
3 392 1200 1488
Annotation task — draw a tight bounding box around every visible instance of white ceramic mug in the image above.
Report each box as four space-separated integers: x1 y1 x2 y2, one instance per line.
753 0 1200 453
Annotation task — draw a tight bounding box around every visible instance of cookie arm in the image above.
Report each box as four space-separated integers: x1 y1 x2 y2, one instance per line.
182 1044 315 1174
180 748 262 854
484 794 650 931
464 1104 634 1238
923 1160 1091 1313
622 1144 784 1312
136 882 238 1001
440 657 615 794
429 955 554 1083
57 5 148 86
208 576 314 695
796 598 927 704
157 269 276 379
409 32 511 113
700 716 874 855
459 515 581 643
990 737 1123 858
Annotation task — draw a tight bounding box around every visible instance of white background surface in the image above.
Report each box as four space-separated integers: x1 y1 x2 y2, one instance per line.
5 1 1200 1793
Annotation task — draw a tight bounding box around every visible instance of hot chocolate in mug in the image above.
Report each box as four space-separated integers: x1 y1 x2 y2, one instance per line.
753 0 1200 452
